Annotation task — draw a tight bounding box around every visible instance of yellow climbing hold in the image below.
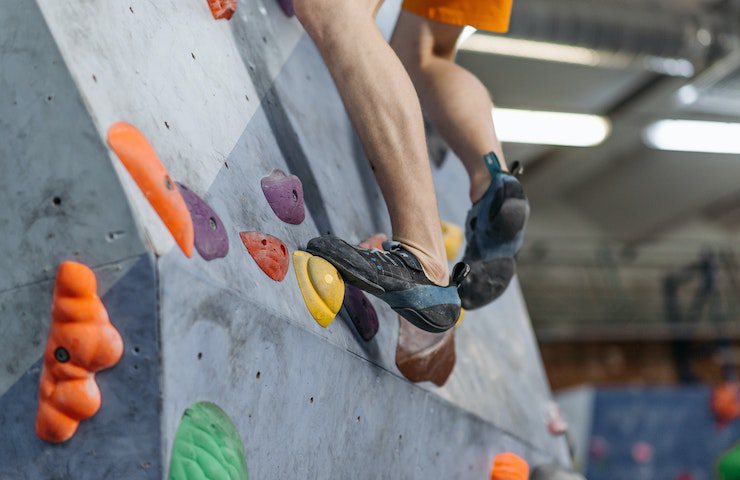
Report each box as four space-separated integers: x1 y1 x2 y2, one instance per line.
293 251 345 328
456 308 465 326
441 220 464 261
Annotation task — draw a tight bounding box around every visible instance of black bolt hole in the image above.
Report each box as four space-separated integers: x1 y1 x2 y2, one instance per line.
261 239 267 246
54 347 70 363
292 190 298 202
256 371 261 379
197 352 203 360
209 217 217 231
280 245 286 256
52 196 62 206
133 346 140 355
310 397 314 404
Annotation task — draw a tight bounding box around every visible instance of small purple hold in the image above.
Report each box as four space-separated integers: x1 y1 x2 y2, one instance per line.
260 169 305 225
276 0 294 16
344 285 379 341
177 183 229 261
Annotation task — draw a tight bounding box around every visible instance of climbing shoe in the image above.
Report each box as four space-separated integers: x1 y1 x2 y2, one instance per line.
306 236 469 333
458 152 529 310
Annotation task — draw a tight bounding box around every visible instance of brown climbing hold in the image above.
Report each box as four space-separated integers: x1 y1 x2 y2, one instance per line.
107 121 194 257
207 0 237 20
240 231 289 281
359 233 387 250
395 316 456 387
36 262 124 443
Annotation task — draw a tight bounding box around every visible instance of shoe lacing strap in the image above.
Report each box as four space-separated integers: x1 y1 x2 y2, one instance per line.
363 245 403 268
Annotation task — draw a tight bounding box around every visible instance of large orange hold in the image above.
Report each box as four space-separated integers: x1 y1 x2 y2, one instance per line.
240 231 290 281
490 452 530 480
107 122 194 257
36 262 124 443
207 0 237 19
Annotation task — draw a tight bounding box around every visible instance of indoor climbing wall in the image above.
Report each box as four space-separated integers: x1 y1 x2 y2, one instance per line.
0 1 569 478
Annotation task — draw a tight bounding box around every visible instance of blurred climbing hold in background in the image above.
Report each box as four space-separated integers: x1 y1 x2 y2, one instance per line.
711 381 740 426
441 220 464 261
107 122 194 257
490 452 530 480
276 0 295 16
36 262 123 443
207 0 237 20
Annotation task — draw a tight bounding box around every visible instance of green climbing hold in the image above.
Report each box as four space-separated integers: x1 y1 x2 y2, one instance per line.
719 443 740 480
169 402 249 480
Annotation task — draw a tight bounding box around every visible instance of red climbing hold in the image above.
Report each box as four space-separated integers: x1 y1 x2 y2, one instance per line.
343 285 379 341
277 0 295 16
261 169 305 225
36 262 123 443
240 231 289 281
207 0 237 20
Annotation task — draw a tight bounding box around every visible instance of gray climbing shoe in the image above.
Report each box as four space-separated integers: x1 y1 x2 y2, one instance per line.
306 236 469 333
458 152 529 309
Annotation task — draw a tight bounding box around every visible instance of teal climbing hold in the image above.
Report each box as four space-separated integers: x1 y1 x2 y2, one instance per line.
169 402 249 480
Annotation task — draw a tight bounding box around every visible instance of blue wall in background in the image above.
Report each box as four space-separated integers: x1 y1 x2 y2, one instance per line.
587 387 740 480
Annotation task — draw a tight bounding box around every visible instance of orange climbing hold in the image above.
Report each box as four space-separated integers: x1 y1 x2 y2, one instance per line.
490 452 530 480
107 122 194 257
207 0 237 19
240 231 290 281
36 262 124 443
711 381 740 425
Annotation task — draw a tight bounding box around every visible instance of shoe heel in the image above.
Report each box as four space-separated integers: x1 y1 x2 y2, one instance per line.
450 262 470 288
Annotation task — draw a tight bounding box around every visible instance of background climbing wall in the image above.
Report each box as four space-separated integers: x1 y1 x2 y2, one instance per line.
0 0 569 478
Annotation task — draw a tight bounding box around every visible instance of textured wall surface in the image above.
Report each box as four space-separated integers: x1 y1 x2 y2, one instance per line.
0 0 568 477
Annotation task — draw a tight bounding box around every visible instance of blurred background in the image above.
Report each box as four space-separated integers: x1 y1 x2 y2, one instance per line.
453 0 740 477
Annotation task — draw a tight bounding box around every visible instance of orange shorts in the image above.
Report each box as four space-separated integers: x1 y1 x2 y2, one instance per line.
402 0 513 33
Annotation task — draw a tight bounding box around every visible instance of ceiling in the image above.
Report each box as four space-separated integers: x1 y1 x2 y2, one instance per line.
456 0 740 340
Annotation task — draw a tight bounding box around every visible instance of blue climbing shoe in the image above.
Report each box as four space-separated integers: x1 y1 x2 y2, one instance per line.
306 236 469 333
458 152 529 309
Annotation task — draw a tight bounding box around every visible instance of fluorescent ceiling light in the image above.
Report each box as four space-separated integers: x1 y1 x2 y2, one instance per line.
493 108 611 147
460 34 693 76
643 120 740 154
461 34 621 67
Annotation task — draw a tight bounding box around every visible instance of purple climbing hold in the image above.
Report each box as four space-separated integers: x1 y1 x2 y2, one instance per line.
177 183 229 261
343 285 379 341
260 169 305 225
276 0 294 16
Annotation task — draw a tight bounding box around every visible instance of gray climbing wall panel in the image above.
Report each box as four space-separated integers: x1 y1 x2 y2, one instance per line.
0 0 568 478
